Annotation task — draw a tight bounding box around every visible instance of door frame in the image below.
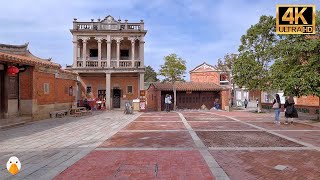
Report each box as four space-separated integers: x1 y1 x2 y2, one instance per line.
112 88 121 108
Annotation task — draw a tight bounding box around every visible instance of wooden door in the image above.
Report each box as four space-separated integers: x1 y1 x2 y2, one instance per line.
112 89 121 108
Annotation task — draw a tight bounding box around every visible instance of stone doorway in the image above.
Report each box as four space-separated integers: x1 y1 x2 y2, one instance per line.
113 88 121 108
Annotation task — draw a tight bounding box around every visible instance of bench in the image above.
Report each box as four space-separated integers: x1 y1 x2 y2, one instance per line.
80 110 93 116
50 110 70 118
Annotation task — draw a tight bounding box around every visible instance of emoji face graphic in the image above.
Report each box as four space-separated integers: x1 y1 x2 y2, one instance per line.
6 156 21 175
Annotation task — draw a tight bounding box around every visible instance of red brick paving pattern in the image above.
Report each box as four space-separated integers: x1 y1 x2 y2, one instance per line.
189 121 258 130
247 122 320 130
123 121 186 130
185 117 234 121
210 150 320 180
135 116 182 121
181 112 213 116
99 131 196 148
54 150 215 180
275 131 320 147
140 112 179 117
54 110 320 179
196 131 304 147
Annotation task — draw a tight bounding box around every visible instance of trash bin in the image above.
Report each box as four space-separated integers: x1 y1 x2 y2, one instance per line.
132 99 140 111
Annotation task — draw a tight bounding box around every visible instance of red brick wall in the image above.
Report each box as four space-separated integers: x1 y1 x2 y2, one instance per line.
34 71 56 105
79 76 106 99
19 66 33 100
146 85 158 111
33 70 76 105
221 90 230 110
112 75 139 100
190 71 220 84
296 96 319 106
55 79 76 103
79 74 139 100
249 90 260 101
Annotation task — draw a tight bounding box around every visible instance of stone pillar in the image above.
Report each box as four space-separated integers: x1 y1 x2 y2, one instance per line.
131 40 135 67
106 36 111 68
97 38 102 67
139 39 145 67
73 41 78 67
83 38 88 67
105 73 111 110
139 73 144 90
138 73 144 98
116 40 120 67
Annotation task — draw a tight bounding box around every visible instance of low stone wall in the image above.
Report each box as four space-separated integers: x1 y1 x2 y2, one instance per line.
32 102 72 121
262 103 319 115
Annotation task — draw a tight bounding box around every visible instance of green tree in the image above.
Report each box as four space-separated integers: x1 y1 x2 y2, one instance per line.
159 53 187 110
144 65 159 82
270 11 320 119
233 15 277 112
214 53 238 106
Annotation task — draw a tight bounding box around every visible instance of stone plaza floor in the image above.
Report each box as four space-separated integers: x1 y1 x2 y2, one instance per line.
1 110 320 179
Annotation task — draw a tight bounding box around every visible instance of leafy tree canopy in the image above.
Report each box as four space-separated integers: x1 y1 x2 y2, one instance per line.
159 53 186 83
144 65 159 82
270 11 320 97
233 15 277 92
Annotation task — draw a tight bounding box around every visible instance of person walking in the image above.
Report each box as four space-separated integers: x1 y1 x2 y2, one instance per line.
167 95 172 112
272 94 281 125
244 99 248 108
164 94 169 112
284 96 298 124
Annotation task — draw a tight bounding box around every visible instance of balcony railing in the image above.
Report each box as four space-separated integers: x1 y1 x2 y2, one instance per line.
75 60 142 68
86 61 98 67
73 22 144 31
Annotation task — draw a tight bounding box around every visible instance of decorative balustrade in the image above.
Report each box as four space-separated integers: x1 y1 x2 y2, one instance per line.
86 61 98 67
75 60 142 68
110 61 117 67
101 61 108 67
119 61 132 68
74 22 144 31
77 61 83 67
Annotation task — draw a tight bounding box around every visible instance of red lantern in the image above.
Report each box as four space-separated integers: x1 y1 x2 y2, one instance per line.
7 66 19 75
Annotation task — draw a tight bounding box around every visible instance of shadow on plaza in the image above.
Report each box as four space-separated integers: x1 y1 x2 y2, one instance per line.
0 111 106 142
0 144 97 180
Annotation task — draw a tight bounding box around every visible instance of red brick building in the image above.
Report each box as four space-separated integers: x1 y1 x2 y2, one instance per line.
147 62 230 111
0 43 77 127
147 82 229 111
66 15 146 109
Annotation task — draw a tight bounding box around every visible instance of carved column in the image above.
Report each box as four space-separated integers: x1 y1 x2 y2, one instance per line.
129 37 135 67
82 38 89 67
116 39 120 67
97 38 102 67
139 38 145 68
106 42 111 68
105 73 111 110
73 41 78 67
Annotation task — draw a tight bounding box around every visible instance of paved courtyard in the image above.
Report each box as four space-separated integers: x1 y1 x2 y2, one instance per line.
1 110 320 179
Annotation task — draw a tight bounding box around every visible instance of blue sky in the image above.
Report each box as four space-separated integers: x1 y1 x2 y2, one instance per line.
0 0 318 80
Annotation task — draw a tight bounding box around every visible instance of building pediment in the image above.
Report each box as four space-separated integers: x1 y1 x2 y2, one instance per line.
190 62 216 73
101 15 117 24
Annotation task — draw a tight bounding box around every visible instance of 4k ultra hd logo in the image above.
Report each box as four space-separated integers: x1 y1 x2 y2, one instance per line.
276 5 316 34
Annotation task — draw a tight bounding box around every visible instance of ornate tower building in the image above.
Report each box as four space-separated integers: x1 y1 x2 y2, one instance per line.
67 15 147 109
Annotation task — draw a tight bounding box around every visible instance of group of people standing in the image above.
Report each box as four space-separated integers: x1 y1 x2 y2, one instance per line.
273 94 298 125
